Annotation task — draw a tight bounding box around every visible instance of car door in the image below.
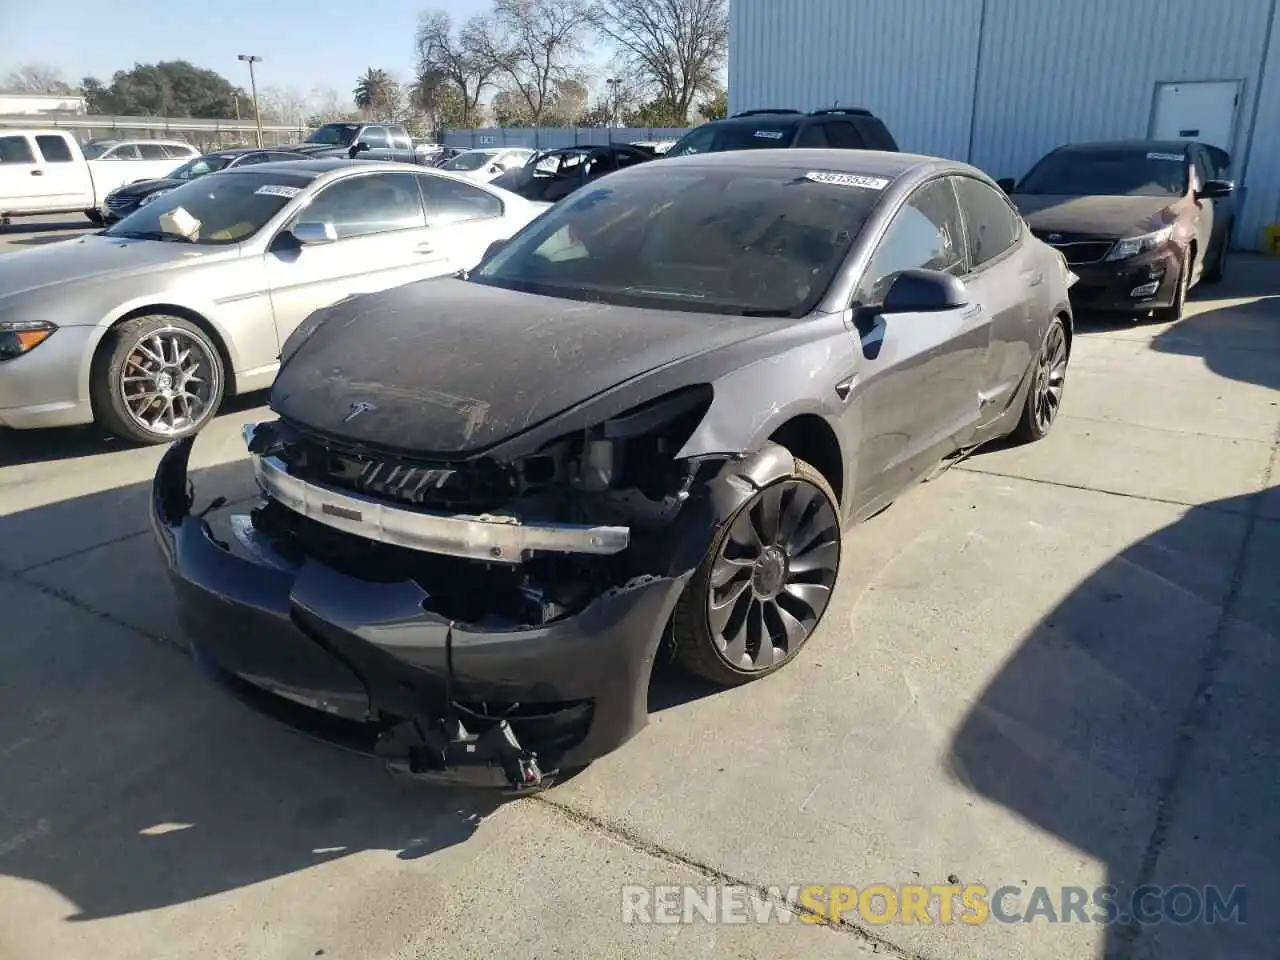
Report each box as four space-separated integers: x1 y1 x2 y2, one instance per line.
848 176 988 510
1192 144 1232 259
416 174 514 272
950 174 1034 425
263 170 435 343
29 134 92 210
1186 148 1215 282
91 143 144 193
359 126 393 161
0 134 47 212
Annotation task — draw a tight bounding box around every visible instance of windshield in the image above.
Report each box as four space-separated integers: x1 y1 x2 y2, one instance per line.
166 154 234 181
666 124 798 157
472 167 879 316
82 142 116 159
306 123 360 146
1017 149 1188 197
441 150 498 172
531 150 589 176
103 170 313 245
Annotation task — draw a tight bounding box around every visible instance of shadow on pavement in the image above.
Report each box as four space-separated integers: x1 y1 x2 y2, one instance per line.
0 454 715 922
0 394 267 468
0 219 94 236
1151 295 1280 390
946 484 1279 959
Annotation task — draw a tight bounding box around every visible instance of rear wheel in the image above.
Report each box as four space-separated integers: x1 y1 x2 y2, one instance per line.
84 209 104 226
91 315 225 445
673 457 842 686
1010 317 1068 444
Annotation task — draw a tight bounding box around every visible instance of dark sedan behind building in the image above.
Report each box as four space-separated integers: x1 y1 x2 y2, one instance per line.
152 149 1076 791
101 147 306 222
998 140 1235 322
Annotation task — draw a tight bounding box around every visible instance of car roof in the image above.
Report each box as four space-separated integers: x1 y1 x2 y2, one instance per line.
1056 139 1194 154
207 147 277 157
231 157 520 189
655 147 947 179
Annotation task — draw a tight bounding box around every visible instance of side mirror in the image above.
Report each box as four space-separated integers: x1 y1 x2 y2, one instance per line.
881 269 969 313
348 141 370 158
480 238 509 262
292 221 338 245
1196 178 1234 199
996 177 1016 193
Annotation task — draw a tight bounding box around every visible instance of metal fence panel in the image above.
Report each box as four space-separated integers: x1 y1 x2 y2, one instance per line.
440 127 693 150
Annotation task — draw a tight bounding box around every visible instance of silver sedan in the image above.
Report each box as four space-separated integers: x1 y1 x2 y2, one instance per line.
0 158 547 444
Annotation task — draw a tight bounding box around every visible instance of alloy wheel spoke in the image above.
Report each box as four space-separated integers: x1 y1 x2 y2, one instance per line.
708 579 751 635
770 599 807 652
789 537 839 575
755 482 785 545
784 581 830 618
711 553 753 589
777 482 813 544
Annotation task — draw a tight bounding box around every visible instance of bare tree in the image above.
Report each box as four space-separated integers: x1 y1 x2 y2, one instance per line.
258 86 311 126
3 62 73 95
591 0 728 125
489 0 592 125
415 9 502 127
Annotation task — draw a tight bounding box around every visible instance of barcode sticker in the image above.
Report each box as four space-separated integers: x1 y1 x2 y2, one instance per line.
256 184 302 198
804 171 890 189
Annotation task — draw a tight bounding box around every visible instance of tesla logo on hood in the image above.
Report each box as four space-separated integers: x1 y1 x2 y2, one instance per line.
344 400 376 423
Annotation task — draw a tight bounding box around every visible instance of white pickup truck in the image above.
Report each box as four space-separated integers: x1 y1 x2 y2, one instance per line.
0 130 199 225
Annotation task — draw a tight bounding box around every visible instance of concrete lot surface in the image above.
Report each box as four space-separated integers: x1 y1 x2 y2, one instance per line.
1 217 1278 959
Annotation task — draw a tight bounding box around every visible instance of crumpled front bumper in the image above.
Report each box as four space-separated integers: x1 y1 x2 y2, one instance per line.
150 435 712 790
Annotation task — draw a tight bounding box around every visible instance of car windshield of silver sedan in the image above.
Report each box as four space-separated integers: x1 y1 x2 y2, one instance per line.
1017 149 1188 197
103 171 313 245
471 169 880 316
166 154 234 180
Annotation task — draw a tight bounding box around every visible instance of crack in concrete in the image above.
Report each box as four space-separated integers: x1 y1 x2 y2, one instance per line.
954 465 1246 511
0 565 189 655
534 795 934 959
1110 423 1280 960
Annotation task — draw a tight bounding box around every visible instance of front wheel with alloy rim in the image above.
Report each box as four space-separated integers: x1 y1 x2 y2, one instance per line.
91 315 226 444
1155 251 1191 323
673 457 842 686
1011 317 1069 444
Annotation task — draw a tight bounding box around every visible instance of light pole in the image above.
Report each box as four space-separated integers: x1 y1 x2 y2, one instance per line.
605 78 621 127
238 54 263 147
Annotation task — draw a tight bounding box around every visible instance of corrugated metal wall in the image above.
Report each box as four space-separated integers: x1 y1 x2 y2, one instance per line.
728 0 985 160
730 0 1280 247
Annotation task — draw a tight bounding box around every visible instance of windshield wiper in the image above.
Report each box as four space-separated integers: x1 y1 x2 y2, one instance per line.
738 307 794 317
108 229 194 243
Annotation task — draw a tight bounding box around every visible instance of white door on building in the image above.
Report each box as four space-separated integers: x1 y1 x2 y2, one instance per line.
1150 81 1240 151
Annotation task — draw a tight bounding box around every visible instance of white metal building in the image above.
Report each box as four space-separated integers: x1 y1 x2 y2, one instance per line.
729 0 1280 249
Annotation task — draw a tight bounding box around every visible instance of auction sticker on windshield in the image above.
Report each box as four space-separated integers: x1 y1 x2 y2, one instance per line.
754 130 785 139
804 171 889 189
255 184 302 198
1146 152 1184 162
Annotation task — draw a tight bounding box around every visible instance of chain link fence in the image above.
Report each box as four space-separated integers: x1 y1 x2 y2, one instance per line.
0 114 310 152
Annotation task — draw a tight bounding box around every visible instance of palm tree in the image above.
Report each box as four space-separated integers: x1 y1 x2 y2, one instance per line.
353 68 395 119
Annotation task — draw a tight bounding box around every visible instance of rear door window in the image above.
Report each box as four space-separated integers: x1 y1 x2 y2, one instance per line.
361 126 390 148
951 175 1022 269
105 144 142 160
137 143 169 160
35 135 74 162
857 178 967 303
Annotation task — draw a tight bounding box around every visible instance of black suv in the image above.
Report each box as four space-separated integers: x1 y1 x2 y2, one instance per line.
665 108 899 157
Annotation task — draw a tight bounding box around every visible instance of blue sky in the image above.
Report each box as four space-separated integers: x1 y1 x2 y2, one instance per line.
3 0 529 103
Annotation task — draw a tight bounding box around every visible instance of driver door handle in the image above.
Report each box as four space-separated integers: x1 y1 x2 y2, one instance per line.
414 242 435 255
30 169 44 176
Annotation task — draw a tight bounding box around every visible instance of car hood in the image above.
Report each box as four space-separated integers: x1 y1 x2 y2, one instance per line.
270 278 783 456
1011 194 1174 238
0 233 223 300
110 178 183 199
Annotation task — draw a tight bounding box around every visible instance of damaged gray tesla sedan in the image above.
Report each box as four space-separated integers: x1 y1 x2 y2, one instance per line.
151 149 1075 791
